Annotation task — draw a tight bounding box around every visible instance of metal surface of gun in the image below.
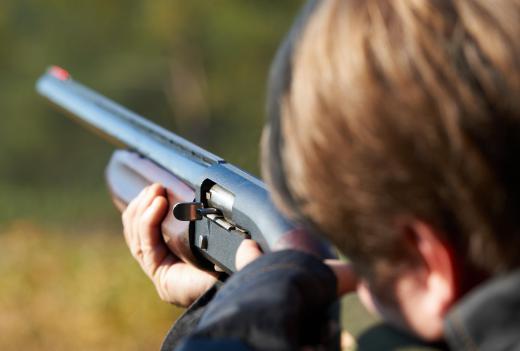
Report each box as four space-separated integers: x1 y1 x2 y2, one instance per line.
36 66 334 274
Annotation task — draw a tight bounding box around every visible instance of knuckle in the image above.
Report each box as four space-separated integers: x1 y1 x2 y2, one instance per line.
154 267 171 303
157 288 169 303
121 210 128 223
151 183 164 194
131 247 143 261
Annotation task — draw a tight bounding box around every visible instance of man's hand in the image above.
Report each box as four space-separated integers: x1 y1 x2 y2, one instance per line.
122 184 356 307
122 184 219 307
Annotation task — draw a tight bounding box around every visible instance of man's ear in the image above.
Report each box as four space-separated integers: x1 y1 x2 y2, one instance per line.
395 220 458 340
410 221 457 310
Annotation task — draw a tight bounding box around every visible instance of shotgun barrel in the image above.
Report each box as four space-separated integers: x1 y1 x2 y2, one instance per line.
36 66 334 274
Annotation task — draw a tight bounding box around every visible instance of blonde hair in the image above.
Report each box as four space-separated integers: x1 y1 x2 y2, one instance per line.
264 0 520 280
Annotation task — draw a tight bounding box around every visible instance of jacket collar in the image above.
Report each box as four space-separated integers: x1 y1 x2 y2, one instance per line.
444 270 520 350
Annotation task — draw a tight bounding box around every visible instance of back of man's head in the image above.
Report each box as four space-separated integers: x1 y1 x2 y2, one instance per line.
264 0 520 296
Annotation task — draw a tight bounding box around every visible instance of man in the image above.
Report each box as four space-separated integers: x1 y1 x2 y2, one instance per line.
122 0 520 349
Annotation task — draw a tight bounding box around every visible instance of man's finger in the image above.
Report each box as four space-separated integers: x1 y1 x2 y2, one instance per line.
235 239 263 270
122 186 149 248
136 183 165 216
125 185 153 237
139 196 169 248
153 258 218 306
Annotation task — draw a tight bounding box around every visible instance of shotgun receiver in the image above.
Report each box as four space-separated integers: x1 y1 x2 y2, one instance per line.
36 66 334 274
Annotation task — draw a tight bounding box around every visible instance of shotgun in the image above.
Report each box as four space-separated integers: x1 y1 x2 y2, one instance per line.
36 66 334 274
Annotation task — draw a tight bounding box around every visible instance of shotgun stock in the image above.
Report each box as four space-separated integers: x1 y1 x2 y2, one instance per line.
36 66 335 274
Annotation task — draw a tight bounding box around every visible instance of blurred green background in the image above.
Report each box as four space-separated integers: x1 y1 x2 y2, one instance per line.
0 1 375 350
0 0 302 229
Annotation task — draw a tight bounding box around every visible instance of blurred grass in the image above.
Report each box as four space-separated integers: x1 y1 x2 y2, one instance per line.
0 221 182 351
0 220 377 350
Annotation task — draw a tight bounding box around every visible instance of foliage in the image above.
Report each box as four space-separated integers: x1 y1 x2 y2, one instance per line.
0 0 302 227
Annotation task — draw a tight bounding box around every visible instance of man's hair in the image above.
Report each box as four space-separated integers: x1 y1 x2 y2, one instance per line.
263 0 520 285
